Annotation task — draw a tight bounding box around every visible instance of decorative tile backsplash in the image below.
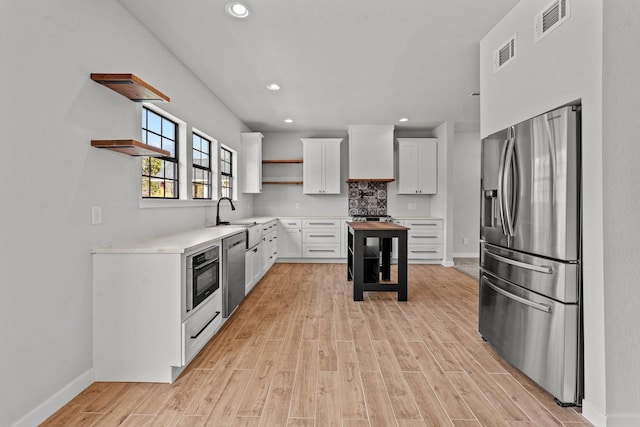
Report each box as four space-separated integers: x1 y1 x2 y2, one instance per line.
348 181 387 216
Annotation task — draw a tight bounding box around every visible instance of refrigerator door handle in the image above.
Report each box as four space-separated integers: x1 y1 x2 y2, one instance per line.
484 277 552 313
484 248 553 274
496 136 510 236
503 126 516 237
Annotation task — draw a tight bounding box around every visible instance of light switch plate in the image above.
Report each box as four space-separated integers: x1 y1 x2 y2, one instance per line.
91 206 102 225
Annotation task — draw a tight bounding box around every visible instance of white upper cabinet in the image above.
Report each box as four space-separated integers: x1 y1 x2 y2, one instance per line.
301 138 342 194
348 125 394 180
397 138 438 194
241 132 263 193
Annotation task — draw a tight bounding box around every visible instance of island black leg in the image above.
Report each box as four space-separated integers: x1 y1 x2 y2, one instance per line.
397 231 408 301
381 237 391 281
353 232 365 301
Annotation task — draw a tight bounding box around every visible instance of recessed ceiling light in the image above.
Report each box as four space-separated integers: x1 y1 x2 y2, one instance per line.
284 119 294 123
399 117 409 122
266 83 280 91
225 2 250 18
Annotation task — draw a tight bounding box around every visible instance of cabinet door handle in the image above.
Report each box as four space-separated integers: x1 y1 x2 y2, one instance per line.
411 235 437 239
309 234 336 238
191 311 221 339
309 249 336 253
410 250 438 253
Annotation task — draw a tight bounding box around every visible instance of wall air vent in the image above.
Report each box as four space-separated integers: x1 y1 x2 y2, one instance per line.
493 34 517 73
535 0 570 42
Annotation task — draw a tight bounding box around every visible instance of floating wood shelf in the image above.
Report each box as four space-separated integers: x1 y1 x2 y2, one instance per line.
262 159 303 164
262 181 303 185
90 73 170 102
346 178 394 183
91 140 169 157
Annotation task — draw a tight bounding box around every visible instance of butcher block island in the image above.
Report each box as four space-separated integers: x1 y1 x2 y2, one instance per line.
346 221 409 301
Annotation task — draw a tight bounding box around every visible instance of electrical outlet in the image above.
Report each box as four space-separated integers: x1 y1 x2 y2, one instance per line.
91 206 102 225
295 202 300 209
463 237 469 245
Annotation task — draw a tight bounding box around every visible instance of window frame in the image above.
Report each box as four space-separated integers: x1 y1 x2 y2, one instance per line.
140 106 180 199
191 131 212 200
220 144 237 200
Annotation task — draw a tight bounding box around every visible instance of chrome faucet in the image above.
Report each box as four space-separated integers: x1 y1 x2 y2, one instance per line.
216 197 236 225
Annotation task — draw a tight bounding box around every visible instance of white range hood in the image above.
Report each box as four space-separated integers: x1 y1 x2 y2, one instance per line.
347 125 394 181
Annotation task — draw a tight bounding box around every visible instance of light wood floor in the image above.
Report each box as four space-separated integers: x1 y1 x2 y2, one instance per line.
43 263 591 427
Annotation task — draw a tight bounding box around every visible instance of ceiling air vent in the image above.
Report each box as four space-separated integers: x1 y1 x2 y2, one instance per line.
535 0 570 42
493 34 517 73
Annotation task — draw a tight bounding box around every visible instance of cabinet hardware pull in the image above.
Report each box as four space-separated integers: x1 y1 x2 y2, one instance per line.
484 278 551 313
411 250 437 253
484 249 552 274
309 234 335 238
411 236 437 239
308 222 335 225
191 311 221 339
309 249 335 252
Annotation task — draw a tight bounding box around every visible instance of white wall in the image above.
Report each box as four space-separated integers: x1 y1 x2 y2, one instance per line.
452 131 481 256
0 1 251 425
480 1 608 425
601 1 640 425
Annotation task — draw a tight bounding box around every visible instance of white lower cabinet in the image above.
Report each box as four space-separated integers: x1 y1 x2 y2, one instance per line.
278 219 302 258
182 294 222 364
93 251 222 383
302 218 341 258
394 218 444 261
245 242 262 294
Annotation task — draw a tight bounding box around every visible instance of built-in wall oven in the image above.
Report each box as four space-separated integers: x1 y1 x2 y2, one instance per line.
186 245 219 312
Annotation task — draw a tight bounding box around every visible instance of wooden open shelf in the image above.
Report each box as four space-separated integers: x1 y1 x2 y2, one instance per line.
91 140 169 157
262 181 303 185
262 159 303 164
346 178 394 183
91 73 170 102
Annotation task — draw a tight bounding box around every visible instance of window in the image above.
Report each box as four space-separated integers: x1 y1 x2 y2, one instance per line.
192 132 212 199
220 146 234 199
141 107 178 198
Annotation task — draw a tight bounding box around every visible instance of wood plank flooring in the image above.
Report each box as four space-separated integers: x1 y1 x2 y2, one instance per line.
42 263 591 427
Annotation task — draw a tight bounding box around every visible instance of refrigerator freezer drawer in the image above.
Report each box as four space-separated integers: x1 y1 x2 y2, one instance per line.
481 243 579 303
479 272 579 405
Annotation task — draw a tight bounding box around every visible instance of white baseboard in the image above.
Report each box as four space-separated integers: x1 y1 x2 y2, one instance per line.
582 399 606 427
12 369 94 427
453 252 479 258
441 260 455 267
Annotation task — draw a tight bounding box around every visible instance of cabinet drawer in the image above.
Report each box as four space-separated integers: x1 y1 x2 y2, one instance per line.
302 229 340 243
407 244 442 259
408 229 443 244
404 219 443 229
279 219 302 229
182 294 222 364
302 219 341 228
303 243 341 258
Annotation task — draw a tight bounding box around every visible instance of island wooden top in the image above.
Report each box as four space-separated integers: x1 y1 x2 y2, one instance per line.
346 222 409 231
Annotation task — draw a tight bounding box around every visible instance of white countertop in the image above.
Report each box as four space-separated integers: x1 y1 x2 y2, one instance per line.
91 215 441 255
92 226 247 254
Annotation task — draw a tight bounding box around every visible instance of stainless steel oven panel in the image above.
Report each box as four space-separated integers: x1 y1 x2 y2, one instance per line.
186 245 219 312
480 243 579 303
479 272 579 405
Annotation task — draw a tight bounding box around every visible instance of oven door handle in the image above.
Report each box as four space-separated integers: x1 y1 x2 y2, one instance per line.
484 277 551 313
193 258 219 270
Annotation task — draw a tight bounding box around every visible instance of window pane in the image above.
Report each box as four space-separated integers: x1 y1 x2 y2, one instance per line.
147 111 161 134
144 132 160 148
163 138 176 157
162 118 175 138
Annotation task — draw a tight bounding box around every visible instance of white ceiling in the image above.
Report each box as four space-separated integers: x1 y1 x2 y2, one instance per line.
118 0 519 132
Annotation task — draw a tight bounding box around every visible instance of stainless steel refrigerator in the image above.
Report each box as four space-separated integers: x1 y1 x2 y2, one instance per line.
479 104 582 406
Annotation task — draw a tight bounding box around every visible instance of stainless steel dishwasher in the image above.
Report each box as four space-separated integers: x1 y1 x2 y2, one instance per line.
222 231 246 317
